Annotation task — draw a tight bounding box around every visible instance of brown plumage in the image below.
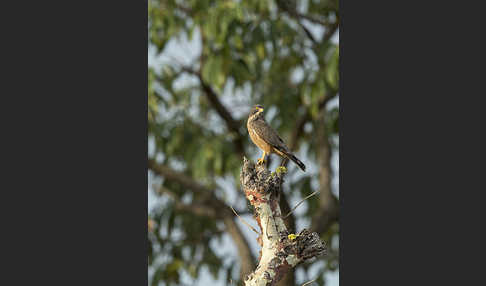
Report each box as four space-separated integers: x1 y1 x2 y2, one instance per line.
247 105 306 172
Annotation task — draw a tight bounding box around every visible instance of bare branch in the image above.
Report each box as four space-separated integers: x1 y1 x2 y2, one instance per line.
180 67 246 157
322 20 339 44
148 159 212 195
198 74 242 134
231 205 261 235
179 203 218 217
301 277 318 286
199 75 246 157
295 12 331 27
284 190 320 219
298 21 317 45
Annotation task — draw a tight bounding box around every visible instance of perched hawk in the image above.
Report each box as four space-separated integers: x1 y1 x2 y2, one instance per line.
247 105 306 171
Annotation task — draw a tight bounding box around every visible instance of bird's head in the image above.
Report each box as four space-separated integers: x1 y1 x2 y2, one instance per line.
250 104 263 115
248 104 264 121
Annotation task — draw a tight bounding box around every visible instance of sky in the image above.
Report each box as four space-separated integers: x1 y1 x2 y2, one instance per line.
148 14 339 286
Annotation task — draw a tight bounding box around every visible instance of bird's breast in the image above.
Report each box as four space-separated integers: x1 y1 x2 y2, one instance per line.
248 121 272 153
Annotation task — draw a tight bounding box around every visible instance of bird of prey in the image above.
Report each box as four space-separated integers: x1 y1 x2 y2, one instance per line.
247 105 306 171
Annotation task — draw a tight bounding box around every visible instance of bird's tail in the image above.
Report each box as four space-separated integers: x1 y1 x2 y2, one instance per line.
282 150 306 172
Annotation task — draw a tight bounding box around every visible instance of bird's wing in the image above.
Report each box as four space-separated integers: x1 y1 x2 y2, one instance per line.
251 119 289 150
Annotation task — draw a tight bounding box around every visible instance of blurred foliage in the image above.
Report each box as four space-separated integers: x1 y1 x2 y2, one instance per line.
148 0 339 285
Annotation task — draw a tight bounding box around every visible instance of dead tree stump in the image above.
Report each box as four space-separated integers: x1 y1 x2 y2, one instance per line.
240 158 326 286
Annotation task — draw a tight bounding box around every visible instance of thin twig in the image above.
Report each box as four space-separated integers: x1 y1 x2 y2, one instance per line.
231 205 261 235
301 277 318 286
296 12 331 27
322 21 339 44
284 190 320 219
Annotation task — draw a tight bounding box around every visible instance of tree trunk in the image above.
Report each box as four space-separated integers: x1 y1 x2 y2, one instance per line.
240 158 326 286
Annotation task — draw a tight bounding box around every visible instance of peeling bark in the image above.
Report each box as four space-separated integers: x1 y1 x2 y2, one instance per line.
240 158 326 286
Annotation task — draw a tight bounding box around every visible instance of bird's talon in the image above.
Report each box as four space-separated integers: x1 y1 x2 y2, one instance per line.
257 158 265 165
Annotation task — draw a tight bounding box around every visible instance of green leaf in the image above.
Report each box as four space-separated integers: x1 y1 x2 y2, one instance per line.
256 44 265 60
327 45 339 89
166 258 184 274
202 56 224 88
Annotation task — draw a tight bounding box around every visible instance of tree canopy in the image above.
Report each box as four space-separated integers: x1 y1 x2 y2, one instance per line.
148 0 339 285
